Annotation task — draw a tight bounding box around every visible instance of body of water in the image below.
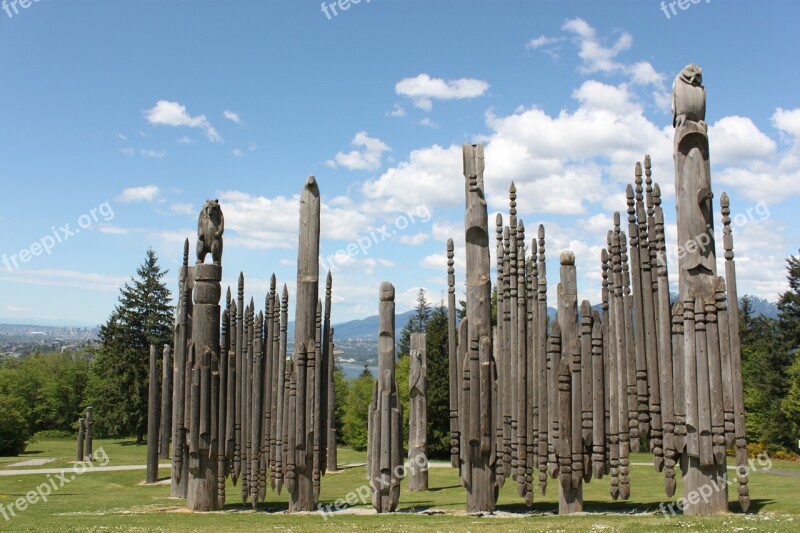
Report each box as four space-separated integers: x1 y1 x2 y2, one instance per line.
339 362 377 380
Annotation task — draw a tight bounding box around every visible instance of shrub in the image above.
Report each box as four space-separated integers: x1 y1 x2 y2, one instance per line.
0 395 31 456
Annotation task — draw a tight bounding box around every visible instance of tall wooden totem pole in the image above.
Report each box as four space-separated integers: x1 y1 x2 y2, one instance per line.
461 143 499 512
673 63 748 514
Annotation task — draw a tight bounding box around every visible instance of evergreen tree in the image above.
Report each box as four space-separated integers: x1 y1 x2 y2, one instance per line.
424 301 452 458
777 252 800 349
332 364 348 444
740 296 793 451
778 252 800 442
398 288 431 357
340 370 375 451
85 249 174 442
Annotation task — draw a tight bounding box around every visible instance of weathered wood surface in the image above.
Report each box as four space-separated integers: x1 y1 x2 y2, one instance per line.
147 345 161 484
368 282 403 512
408 333 428 492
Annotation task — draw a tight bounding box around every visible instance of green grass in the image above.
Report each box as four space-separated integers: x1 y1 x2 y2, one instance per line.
0 440 798 531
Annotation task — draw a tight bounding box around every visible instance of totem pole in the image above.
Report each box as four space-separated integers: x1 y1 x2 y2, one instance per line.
461 143 498 512
367 282 403 512
408 332 428 491
147 344 161 484
187 199 224 511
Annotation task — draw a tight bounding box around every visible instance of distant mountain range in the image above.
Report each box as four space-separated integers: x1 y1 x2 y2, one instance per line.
741 295 780 319
314 295 780 343
0 294 779 346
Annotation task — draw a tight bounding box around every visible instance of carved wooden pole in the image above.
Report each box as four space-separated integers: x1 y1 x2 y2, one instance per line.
76 418 84 462
160 345 173 460
526 239 539 506
84 406 93 459
557 252 583 513
187 200 224 511
655 206 677 496
324 271 336 473
289 176 321 512
274 284 288 494
536 225 549 497
233 273 243 486
171 240 191 497
673 63 728 515
721 192 750 512
368 282 403 512
627 178 650 442
408 332 428 491
591 310 605 480
447 238 460 469
461 143 498 512
516 220 528 500
147 345 161 484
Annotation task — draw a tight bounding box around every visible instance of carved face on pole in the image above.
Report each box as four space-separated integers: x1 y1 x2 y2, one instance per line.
680 64 703 87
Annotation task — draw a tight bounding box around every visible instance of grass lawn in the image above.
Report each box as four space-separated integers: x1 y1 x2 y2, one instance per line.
0 439 798 531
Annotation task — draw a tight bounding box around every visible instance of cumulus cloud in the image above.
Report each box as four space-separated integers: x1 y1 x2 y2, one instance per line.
140 149 167 159
709 116 776 164
532 18 665 91
117 185 160 203
223 110 242 124
395 74 490 111
400 232 430 245
327 132 390 171
362 144 463 212
144 100 222 143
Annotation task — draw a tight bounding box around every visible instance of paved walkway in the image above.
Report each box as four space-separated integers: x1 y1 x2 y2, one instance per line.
0 464 171 476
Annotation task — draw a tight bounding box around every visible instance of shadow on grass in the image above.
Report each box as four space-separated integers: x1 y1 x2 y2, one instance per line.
116 440 145 447
427 484 460 492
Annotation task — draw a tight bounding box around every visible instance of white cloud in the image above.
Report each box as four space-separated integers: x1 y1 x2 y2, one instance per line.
400 232 430 245
362 144 463 212
533 18 664 90
224 110 242 124
177 136 197 144
773 107 800 146
144 100 222 143
327 132 390 171
120 148 134 157
169 203 194 215
395 73 490 111
117 185 160 203
709 116 776 164
232 149 244 157
387 104 407 118
712 108 800 202
0 269 127 293
140 149 167 159
117 133 128 142
5 305 29 313
419 118 437 129
527 35 564 49
214 190 372 251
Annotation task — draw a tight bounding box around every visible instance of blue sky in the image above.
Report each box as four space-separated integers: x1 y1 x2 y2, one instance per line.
0 0 798 326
